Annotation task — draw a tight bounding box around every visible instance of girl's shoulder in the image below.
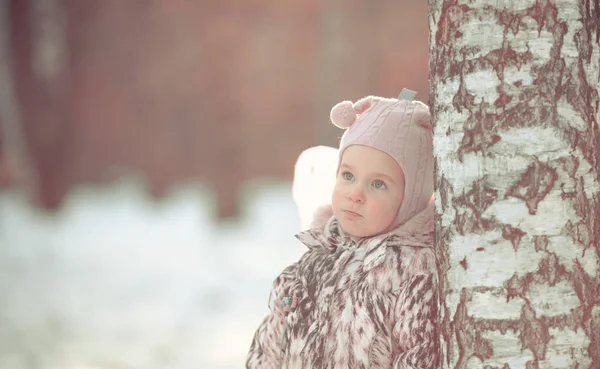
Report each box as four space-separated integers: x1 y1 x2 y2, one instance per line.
377 238 436 288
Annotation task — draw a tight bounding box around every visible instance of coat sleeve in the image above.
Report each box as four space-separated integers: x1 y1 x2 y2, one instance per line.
391 270 440 369
246 262 298 369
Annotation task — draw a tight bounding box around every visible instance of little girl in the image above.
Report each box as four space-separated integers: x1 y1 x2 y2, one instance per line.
247 91 439 369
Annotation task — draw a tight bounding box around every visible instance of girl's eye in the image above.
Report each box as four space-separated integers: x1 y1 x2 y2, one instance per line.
372 180 386 189
342 172 354 181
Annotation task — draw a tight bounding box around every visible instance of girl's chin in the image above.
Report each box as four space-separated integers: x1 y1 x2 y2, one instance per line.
340 220 389 239
339 223 370 238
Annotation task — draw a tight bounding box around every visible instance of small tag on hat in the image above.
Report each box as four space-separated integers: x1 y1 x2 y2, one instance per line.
398 88 417 101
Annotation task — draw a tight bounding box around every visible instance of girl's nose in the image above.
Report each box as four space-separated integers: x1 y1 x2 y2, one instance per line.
348 188 365 204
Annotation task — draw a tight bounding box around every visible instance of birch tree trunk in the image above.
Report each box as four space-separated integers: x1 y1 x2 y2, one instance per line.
430 0 600 368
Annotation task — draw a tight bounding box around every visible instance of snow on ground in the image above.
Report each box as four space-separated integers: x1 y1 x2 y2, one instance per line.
0 178 306 369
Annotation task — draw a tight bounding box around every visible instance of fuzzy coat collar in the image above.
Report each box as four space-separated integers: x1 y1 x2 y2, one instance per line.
295 203 434 271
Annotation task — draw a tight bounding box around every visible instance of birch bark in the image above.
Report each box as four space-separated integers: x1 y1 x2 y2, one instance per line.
430 0 600 367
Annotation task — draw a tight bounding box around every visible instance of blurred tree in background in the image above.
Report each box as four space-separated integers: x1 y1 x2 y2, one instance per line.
0 0 430 218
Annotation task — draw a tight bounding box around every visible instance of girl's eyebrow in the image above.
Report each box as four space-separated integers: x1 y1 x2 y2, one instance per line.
374 172 396 184
341 163 396 185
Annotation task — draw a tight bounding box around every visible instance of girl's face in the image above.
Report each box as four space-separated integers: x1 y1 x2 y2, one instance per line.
332 145 405 238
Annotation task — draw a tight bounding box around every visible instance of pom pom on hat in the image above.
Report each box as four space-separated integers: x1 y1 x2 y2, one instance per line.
352 96 374 114
330 101 357 128
330 97 377 129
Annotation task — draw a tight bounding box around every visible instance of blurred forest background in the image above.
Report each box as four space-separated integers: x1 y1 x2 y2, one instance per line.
1 0 429 218
0 1 430 368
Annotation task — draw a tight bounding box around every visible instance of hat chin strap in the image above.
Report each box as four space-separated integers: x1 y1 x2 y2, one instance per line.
389 193 435 232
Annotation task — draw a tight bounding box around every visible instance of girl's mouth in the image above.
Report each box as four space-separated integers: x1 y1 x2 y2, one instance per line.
343 210 362 218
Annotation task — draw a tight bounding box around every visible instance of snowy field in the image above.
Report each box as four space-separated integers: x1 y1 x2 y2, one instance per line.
0 179 306 369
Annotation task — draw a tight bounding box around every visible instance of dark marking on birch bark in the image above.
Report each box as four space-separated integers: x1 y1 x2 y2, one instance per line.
526 0 559 35
525 14 567 128
563 36 600 184
459 257 468 270
538 252 566 286
563 58 600 187
505 159 558 215
435 220 452 296
475 317 520 336
520 303 550 363
493 87 512 109
454 211 474 236
473 307 584 337
545 307 584 331
564 180 599 252
588 307 600 368
506 249 572 300
484 362 512 369
473 330 494 362
560 189 577 201
434 144 454 369
453 289 473 369
441 304 454 367
437 161 453 213
453 177 499 235
435 208 453 369
578 0 600 60
501 224 526 251
453 289 495 368
571 260 600 364
433 1 466 78
458 103 501 160
453 64 476 113
557 157 581 200
533 235 549 252
525 360 539 369
506 273 527 302
498 8 522 35
484 44 532 84
495 102 536 130
463 177 498 213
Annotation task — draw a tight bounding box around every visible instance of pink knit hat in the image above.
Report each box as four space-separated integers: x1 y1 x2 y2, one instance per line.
330 92 434 227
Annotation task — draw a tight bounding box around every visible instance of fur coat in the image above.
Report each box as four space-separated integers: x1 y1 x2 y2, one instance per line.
246 203 439 369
